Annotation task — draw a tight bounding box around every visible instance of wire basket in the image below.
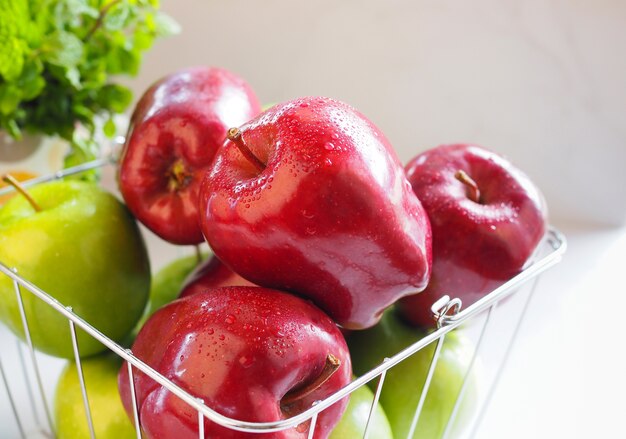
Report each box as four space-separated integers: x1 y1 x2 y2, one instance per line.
0 149 566 439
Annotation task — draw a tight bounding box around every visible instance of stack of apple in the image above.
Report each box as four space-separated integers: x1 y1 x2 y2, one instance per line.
0 65 547 439
112 66 549 438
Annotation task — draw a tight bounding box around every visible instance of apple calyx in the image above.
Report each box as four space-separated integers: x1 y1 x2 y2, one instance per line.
281 354 341 408
227 127 266 172
1 174 41 212
166 159 193 193
454 170 481 203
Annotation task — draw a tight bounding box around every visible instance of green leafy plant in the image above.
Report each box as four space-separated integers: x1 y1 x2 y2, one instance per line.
0 0 179 164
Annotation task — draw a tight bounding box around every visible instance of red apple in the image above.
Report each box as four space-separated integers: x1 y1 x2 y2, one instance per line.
198 97 432 329
118 286 352 439
179 255 256 298
398 144 548 327
118 67 261 244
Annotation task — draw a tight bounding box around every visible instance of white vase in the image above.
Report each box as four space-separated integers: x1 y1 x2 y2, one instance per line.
0 132 70 180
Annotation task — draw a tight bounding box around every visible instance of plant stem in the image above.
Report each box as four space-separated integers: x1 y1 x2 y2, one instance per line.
84 0 123 41
227 128 266 172
1 175 41 212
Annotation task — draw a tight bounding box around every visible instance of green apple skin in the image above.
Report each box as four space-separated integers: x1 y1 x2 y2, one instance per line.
54 353 136 439
347 311 477 439
134 252 207 333
0 181 150 358
330 380 394 439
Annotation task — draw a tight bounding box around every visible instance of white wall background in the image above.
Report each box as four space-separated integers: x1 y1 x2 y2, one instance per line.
127 0 626 228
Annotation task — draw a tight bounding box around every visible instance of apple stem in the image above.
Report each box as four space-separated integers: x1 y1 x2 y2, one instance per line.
1 174 41 212
227 128 266 172
455 170 481 203
281 354 341 407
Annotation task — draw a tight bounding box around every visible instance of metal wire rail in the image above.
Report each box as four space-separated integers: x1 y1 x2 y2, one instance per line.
0 155 566 438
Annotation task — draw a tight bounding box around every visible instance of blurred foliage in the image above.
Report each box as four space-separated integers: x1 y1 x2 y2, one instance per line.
0 0 179 168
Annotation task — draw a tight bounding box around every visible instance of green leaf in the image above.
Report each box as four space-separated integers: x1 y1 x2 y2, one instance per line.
97 84 132 113
64 67 81 89
103 2 131 31
132 30 154 51
5 118 21 138
106 45 141 76
103 116 116 138
0 84 22 115
0 0 31 80
0 0 177 147
64 136 101 182
17 59 45 101
153 12 181 37
42 31 84 68
0 39 27 81
53 0 98 30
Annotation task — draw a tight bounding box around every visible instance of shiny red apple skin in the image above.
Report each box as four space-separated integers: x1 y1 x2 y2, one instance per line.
199 97 432 329
118 286 352 439
118 66 261 244
398 144 548 327
179 255 256 298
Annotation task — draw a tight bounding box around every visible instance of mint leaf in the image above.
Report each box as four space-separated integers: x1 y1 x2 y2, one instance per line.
42 31 84 69
98 84 132 113
53 0 98 29
18 59 45 101
103 2 131 32
154 12 181 37
103 116 116 138
0 0 179 172
0 84 22 115
0 0 31 81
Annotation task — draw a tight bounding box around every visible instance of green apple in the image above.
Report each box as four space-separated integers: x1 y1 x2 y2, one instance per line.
134 252 207 333
0 180 150 358
261 102 277 111
54 353 135 439
330 380 393 439
348 311 478 439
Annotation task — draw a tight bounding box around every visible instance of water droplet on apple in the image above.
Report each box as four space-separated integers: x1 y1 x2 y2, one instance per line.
207 328 214 335
225 314 236 324
239 355 255 368
324 142 335 151
325 158 333 167
219 334 225 341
